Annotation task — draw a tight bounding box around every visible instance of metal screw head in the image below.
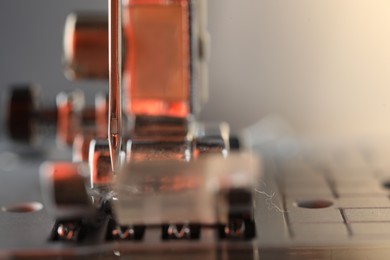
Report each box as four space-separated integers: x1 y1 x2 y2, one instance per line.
111 225 135 240
57 222 82 242
167 224 192 239
224 219 246 239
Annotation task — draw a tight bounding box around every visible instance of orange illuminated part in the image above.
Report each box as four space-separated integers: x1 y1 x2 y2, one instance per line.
72 29 108 77
45 162 80 182
158 174 201 192
126 137 190 162
41 162 91 207
91 151 113 186
95 93 109 137
64 13 109 79
123 0 190 118
57 99 79 146
129 148 185 162
73 133 94 162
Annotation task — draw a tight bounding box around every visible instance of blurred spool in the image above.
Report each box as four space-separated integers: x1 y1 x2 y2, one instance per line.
39 161 93 220
63 12 109 80
6 84 40 144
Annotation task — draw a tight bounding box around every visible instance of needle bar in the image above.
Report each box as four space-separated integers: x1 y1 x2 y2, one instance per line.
108 0 122 172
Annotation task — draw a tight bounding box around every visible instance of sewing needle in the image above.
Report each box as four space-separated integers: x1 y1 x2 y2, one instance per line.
108 0 122 172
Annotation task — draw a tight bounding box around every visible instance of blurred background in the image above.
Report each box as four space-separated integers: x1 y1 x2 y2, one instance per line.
1 0 390 138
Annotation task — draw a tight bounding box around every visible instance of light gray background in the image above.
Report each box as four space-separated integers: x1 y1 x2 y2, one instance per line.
1 0 390 138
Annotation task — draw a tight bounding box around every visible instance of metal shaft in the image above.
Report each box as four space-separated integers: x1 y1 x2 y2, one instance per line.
108 0 122 172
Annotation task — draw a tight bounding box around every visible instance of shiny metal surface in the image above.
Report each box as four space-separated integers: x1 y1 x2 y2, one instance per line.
3 136 390 259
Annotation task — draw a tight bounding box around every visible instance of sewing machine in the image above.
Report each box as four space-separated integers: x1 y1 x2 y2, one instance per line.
2 1 390 259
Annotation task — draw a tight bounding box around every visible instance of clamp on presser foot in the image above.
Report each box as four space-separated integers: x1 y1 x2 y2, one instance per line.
8 0 260 245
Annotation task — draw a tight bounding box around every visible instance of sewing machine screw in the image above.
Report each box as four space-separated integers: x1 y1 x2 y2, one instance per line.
54 221 84 242
106 219 145 241
218 188 256 240
112 226 135 240
223 219 246 239
218 219 255 240
162 224 201 240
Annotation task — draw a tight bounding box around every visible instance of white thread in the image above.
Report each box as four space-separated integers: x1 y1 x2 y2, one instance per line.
254 188 286 213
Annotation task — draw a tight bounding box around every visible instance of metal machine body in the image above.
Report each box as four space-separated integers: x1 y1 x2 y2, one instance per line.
3 1 390 260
